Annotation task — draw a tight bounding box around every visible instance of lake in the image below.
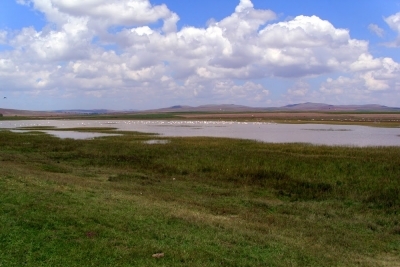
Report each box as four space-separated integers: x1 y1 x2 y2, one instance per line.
1 120 400 147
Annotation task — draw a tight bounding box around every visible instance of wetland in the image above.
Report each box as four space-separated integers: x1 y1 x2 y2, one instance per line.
1 119 400 146
0 115 399 266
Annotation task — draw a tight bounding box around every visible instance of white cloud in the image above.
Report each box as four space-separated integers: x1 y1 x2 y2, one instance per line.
362 58 400 91
368 24 385 37
235 0 253 13
320 76 358 95
0 31 8 44
287 81 310 97
0 59 16 73
16 0 30 5
384 12 400 46
317 51 400 106
349 53 382 72
8 17 93 62
1 0 400 109
257 15 368 77
214 80 269 101
31 0 176 28
320 56 400 98
385 12 400 33
318 76 379 105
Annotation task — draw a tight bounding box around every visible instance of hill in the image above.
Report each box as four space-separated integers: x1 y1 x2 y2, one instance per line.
146 103 400 113
1 103 399 117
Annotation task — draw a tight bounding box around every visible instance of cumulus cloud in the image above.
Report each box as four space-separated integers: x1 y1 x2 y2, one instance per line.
258 15 368 77
212 80 269 103
287 81 310 97
368 24 385 37
384 12 400 46
349 53 382 72
1 0 400 109
320 56 400 102
320 76 358 95
10 20 92 62
26 0 176 28
348 54 400 91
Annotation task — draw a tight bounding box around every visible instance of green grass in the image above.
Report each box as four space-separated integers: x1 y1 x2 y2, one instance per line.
0 129 399 266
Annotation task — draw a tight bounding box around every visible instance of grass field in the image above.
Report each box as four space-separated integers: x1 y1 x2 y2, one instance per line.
0 128 399 266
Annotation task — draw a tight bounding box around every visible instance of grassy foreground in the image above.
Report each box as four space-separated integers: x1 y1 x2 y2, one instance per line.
0 129 399 266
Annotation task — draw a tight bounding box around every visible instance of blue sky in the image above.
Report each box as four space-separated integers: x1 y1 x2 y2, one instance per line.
1 0 400 110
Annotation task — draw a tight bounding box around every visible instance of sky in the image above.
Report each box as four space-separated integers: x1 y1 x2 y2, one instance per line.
1 0 400 111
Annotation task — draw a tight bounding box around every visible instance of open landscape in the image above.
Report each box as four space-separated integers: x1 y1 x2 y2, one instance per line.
2 0 400 265
2 103 400 128
1 113 400 266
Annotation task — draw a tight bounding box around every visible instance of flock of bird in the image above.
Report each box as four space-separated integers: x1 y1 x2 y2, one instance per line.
0 120 274 130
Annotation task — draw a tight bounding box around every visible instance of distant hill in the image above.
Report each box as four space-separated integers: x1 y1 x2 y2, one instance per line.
1 103 399 117
149 104 270 113
145 103 400 113
280 102 398 111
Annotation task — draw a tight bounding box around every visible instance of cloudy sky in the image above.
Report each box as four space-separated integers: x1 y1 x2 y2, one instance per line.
1 0 400 110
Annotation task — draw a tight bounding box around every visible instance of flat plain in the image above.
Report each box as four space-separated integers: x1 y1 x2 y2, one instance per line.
0 114 399 266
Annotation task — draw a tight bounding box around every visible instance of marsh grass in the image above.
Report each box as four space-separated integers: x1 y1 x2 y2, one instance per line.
0 129 399 266
16 126 118 132
17 126 57 130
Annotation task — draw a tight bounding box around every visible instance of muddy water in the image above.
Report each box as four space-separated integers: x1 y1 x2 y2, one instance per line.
1 120 400 147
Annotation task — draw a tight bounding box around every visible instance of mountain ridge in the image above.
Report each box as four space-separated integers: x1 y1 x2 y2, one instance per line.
146 102 400 113
1 102 399 117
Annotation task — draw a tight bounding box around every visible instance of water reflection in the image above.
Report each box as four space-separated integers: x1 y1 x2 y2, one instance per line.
9 129 120 140
44 130 121 139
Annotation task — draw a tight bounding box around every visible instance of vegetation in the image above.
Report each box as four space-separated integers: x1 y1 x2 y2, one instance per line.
0 128 399 266
2 111 400 128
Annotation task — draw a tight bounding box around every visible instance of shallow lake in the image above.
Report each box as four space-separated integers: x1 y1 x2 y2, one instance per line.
1 120 400 147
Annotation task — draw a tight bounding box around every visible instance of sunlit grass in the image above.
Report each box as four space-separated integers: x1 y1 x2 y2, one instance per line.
0 129 399 266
